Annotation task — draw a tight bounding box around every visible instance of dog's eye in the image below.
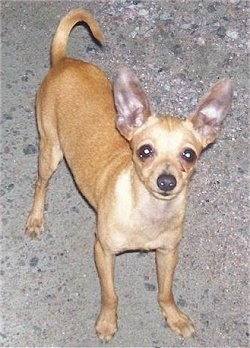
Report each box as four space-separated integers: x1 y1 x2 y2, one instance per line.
137 144 155 160
181 148 196 162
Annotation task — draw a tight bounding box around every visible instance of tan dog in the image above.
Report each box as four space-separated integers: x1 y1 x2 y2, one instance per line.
26 9 233 342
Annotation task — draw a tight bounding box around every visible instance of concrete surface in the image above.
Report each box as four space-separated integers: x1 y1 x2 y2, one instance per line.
1 1 249 347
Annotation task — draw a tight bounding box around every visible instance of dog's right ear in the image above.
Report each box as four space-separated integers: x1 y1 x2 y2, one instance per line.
113 67 153 140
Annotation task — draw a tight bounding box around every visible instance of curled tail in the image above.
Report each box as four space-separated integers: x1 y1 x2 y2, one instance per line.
51 8 104 66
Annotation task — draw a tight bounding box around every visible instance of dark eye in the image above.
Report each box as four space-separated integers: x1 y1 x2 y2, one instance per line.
181 148 196 162
137 144 155 160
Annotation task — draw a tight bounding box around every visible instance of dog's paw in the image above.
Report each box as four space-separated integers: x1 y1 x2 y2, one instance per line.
95 315 117 342
25 214 44 238
165 309 195 338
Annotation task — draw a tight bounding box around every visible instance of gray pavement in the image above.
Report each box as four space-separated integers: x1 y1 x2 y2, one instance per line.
1 1 249 347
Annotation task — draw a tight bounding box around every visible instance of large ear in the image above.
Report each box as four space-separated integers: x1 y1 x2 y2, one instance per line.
113 67 153 140
188 79 233 147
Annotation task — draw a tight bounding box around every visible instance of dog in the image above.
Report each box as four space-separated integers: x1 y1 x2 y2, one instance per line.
26 8 233 342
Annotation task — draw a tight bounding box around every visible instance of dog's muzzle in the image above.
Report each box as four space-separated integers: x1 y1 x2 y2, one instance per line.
157 173 177 195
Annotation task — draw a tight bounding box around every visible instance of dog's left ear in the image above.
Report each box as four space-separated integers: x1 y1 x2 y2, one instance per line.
113 67 153 140
188 78 233 147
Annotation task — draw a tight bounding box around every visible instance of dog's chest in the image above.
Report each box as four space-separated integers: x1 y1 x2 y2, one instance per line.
105 170 184 254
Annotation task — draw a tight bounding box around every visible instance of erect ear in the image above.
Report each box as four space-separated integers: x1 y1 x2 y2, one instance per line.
188 78 233 147
113 67 153 140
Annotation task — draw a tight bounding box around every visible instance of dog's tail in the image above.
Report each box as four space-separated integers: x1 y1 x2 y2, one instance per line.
51 8 104 66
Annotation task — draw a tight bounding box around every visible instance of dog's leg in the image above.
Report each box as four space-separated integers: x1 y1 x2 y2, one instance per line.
94 239 118 342
156 247 195 337
26 139 63 237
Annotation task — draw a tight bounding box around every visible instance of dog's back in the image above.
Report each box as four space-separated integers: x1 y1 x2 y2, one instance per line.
37 10 128 207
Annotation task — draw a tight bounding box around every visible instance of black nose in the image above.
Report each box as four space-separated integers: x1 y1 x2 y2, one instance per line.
157 174 177 192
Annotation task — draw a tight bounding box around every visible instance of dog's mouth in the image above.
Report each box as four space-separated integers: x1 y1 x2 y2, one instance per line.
159 191 171 197
152 189 178 200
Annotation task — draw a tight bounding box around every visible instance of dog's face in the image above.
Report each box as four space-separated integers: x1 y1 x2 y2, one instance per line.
130 116 203 199
113 67 233 199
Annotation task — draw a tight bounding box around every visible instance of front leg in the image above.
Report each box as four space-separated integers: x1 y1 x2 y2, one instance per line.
94 239 118 342
156 247 195 338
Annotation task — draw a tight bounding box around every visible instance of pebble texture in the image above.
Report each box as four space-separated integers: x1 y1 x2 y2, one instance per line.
1 1 249 347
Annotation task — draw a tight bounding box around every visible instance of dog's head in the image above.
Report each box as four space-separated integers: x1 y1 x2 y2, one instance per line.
113 68 233 199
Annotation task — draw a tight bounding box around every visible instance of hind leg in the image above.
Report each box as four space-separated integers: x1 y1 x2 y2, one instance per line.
26 138 63 237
